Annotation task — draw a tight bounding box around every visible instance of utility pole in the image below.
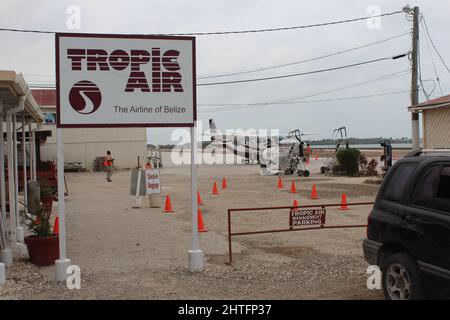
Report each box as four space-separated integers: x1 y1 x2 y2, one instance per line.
410 6 420 150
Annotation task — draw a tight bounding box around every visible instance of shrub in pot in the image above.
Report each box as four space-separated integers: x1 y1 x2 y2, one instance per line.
38 178 54 212
24 201 59 266
40 160 55 171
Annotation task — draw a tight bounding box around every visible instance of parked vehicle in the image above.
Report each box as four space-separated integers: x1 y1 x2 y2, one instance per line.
363 150 450 300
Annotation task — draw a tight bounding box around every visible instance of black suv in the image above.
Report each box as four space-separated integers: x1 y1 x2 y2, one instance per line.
363 151 450 300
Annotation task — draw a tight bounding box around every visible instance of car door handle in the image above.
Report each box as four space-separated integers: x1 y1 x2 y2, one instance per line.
401 214 423 223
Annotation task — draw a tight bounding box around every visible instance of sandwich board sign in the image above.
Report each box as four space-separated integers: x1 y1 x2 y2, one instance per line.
56 33 196 128
145 168 161 194
54 33 201 279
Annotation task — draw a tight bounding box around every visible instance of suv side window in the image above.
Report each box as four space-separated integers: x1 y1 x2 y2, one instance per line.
410 165 442 209
383 164 415 202
434 166 450 213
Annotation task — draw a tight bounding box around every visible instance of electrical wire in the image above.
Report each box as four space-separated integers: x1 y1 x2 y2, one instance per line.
0 11 403 36
417 34 431 100
421 15 450 74
197 53 408 86
420 18 444 95
26 57 409 89
24 59 407 86
199 69 410 107
198 32 410 79
199 90 410 113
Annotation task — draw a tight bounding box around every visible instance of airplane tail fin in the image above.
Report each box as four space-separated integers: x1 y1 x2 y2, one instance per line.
209 119 218 133
209 119 218 141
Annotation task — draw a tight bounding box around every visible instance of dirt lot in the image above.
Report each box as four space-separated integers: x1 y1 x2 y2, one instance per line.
0 154 385 300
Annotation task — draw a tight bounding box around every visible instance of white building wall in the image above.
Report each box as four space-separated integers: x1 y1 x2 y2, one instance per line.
40 126 146 170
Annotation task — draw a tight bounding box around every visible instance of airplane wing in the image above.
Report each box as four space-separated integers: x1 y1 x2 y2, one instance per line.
300 131 319 136
279 137 299 144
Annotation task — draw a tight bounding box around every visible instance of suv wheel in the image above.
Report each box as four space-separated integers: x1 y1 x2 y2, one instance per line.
382 253 425 300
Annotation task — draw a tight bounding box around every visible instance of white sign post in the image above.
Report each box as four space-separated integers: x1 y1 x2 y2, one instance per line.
56 33 201 280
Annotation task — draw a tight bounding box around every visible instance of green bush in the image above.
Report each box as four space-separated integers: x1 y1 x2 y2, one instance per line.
336 148 361 175
26 200 52 237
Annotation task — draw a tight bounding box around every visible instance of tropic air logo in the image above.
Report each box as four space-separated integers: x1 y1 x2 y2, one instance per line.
66 48 185 116
68 80 102 114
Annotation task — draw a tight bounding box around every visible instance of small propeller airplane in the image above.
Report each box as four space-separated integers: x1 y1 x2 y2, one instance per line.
202 119 319 175
260 129 319 176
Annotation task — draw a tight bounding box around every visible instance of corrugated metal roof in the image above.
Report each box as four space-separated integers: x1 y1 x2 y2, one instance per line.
0 70 44 122
409 94 450 112
31 89 56 106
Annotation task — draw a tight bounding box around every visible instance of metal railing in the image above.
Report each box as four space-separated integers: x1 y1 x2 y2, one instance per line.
227 201 374 264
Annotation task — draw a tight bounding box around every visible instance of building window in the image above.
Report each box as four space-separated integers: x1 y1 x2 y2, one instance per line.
44 113 56 124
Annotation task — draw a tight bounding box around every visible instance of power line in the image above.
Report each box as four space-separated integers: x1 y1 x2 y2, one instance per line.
420 18 444 95
0 11 403 36
421 15 450 74
26 57 409 89
197 53 408 86
199 69 409 106
199 90 410 113
24 59 407 84
198 32 410 79
417 28 431 100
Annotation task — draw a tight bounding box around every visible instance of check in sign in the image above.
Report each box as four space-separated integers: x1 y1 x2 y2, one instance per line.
56 33 196 128
145 169 161 194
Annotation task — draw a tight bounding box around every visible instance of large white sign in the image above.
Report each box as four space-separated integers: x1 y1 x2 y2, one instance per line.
145 169 161 194
56 33 196 128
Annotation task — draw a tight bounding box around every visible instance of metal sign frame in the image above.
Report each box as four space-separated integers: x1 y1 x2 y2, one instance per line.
54 33 201 281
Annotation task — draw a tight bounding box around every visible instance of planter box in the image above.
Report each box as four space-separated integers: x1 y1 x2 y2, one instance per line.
24 234 59 266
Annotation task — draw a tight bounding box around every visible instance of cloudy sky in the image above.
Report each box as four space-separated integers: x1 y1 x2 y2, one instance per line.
1 0 449 144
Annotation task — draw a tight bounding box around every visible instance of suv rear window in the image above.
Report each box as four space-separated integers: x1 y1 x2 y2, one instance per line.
410 165 450 214
410 165 441 209
383 164 415 202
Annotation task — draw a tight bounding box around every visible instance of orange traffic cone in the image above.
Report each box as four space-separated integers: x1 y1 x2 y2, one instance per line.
309 184 319 199
277 177 283 189
53 216 59 234
315 156 318 161
197 191 204 206
222 177 228 189
292 199 299 208
339 193 349 210
212 182 220 195
197 208 208 233
290 181 297 193
163 195 174 212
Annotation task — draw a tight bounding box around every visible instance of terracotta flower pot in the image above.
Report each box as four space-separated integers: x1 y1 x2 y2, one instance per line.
41 195 54 212
24 234 59 266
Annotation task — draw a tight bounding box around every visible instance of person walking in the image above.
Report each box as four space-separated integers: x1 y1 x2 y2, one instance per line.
104 150 114 182
305 143 312 160
144 157 153 169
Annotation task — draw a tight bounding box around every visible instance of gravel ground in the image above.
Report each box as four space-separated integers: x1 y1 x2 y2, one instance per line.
1 252 382 300
0 154 385 299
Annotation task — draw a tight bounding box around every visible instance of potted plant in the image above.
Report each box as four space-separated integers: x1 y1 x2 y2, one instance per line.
24 201 59 266
38 178 54 212
40 160 55 171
